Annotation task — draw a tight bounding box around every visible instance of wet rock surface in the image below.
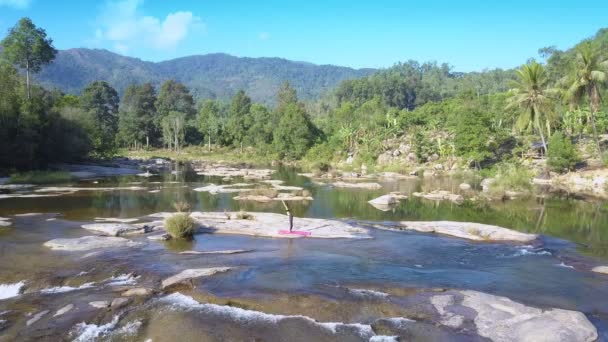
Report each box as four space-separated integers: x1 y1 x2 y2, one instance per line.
395 221 538 242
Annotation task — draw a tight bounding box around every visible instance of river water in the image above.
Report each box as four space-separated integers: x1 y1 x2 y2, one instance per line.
0 165 607 341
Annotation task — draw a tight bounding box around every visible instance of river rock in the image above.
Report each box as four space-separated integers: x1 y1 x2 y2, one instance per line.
193 184 254 194
147 233 171 241
122 288 153 297
0 220 11 227
592 266 608 275
457 290 598 342
44 236 142 251
398 221 537 242
332 181 382 190
81 223 142 236
89 301 109 308
368 194 399 206
161 267 232 289
94 217 139 223
26 310 49 326
110 297 130 308
480 178 495 192
179 249 251 255
459 183 471 191
53 304 74 317
190 211 370 239
413 191 464 204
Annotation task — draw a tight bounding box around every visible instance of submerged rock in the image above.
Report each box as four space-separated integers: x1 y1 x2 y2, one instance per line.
26 310 49 326
161 267 232 289
121 288 153 297
179 249 251 255
397 221 537 242
189 211 370 239
44 236 142 251
53 304 74 317
332 181 383 190
457 290 597 342
81 223 142 237
89 301 109 309
412 191 464 204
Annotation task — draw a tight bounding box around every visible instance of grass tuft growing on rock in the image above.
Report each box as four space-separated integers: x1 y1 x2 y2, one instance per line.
9 171 73 184
235 210 255 220
165 213 196 239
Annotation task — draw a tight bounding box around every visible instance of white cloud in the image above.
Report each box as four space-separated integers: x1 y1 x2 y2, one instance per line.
0 0 31 9
93 0 203 54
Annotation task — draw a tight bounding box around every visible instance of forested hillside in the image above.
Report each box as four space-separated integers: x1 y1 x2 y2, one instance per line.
33 49 375 104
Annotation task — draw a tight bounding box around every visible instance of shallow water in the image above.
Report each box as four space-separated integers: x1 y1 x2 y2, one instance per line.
1 165 608 340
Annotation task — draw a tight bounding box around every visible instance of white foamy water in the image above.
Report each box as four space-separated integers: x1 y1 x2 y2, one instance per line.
556 262 575 269
370 336 399 342
105 273 140 286
348 288 389 298
71 315 120 342
0 281 25 300
40 282 95 294
161 293 375 338
383 317 415 327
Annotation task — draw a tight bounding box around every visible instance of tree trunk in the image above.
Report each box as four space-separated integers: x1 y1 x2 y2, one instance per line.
240 141 243 153
208 130 211 152
537 122 548 158
146 136 149 149
26 61 30 100
589 85 603 157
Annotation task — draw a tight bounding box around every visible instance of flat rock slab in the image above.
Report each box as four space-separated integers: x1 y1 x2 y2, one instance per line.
592 266 608 275
94 217 140 223
455 290 597 342
332 181 383 190
398 221 537 242
44 236 142 251
53 304 74 317
233 194 313 202
81 223 142 236
193 184 254 194
189 211 370 239
161 267 232 289
413 191 464 204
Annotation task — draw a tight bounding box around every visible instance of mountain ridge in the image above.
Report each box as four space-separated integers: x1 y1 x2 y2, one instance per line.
34 48 376 103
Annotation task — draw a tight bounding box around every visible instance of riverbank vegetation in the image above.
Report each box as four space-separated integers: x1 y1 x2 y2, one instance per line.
1 18 607 181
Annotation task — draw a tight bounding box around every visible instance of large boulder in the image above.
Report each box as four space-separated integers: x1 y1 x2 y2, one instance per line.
398 221 537 242
457 290 597 342
189 211 370 239
44 236 142 251
161 267 232 289
413 191 464 204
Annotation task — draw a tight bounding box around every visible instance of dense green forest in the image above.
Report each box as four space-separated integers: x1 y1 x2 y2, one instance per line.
26 48 375 104
1 18 607 174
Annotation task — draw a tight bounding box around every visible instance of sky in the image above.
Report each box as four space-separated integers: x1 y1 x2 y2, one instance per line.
0 0 607 72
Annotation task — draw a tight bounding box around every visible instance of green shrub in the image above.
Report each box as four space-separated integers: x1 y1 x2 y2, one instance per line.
490 163 532 192
165 213 196 239
547 132 579 173
173 201 191 213
9 171 73 184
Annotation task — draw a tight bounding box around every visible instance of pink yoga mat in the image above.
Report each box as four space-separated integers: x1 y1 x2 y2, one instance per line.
278 230 311 236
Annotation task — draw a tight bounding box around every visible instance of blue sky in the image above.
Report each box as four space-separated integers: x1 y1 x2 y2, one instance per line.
0 0 606 72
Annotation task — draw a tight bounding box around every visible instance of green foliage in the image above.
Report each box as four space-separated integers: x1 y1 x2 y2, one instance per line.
117 83 157 149
547 132 580 173
490 163 533 192
0 17 57 97
9 171 73 184
165 213 196 239
273 103 315 159
80 81 120 157
226 90 252 147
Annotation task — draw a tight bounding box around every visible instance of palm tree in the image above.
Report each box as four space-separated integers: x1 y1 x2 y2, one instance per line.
567 41 608 157
506 61 557 156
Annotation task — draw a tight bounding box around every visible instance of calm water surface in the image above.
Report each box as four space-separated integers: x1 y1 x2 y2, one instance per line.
0 165 607 341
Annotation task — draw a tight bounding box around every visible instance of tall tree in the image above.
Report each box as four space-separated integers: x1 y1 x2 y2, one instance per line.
567 41 608 156
506 61 557 156
273 103 315 159
118 83 157 149
225 90 252 152
276 81 298 112
0 18 57 99
161 111 186 152
81 81 120 157
156 80 195 118
197 100 222 151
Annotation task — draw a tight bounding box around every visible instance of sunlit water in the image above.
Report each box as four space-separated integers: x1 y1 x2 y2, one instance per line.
0 165 607 340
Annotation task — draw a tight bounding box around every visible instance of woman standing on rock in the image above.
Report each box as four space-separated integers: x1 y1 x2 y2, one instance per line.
282 200 293 232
